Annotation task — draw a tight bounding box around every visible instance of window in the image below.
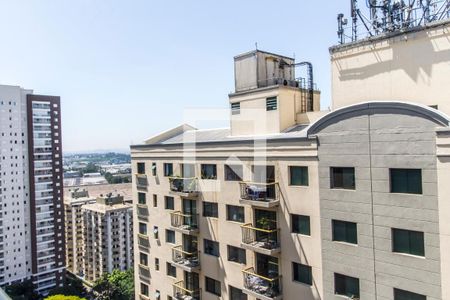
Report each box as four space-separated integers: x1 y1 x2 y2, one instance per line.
139 252 148 265
332 220 357 244
139 222 147 235
201 164 217 179
293 262 312 285
231 102 240 115
204 239 220 257
152 162 157 176
166 262 177 278
137 162 145 174
394 288 426 300
205 276 221 296
392 228 425 256
164 163 173 177
289 166 309 186
153 194 158 207
334 273 359 298
165 196 174 210
227 245 246 264
140 283 149 296
155 258 160 271
292 214 310 236
203 202 218 218
138 192 146 205
330 167 355 189
229 286 247 300
166 230 175 244
390 169 422 194
266 97 277 111
225 164 243 181
226 205 245 223
153 226 159 239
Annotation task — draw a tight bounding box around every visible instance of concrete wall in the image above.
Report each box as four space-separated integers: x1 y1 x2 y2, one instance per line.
315 107 444 300
330 21 450 115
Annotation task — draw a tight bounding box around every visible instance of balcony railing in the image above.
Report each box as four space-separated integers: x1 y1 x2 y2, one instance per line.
169 177 198 195
239 182 279 207
242 267 282 299
135 174 148 188
170 211 199 233
172 246 200 270
173 281 201 300
241 224 280 254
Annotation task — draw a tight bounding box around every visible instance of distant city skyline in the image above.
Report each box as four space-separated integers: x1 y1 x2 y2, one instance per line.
0 0 344 152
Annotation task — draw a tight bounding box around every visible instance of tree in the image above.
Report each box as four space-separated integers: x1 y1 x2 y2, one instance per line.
44 296 86 300
4 280 39 300
92 269 134 300
47 274 87 298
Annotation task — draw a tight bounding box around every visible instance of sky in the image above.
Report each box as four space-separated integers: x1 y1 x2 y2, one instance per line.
0 0 346 153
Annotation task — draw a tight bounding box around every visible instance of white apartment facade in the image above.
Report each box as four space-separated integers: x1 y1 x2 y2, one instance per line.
132 28 450 300
0 84 65 294
81 193 133 283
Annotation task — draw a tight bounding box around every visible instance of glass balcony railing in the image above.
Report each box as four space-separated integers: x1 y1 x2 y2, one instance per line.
170 211 199 233
241 224 280 254
172 281 201 300
169 177 198 195
172 245 200 270
242 267 282 299
239 182 279 207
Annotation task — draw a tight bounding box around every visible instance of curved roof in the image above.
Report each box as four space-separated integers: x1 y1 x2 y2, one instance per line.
307 101 450 135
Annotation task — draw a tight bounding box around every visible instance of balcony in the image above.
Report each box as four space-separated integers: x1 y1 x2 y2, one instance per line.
172 281 201 300
138 264 151 283
170 211 199 235
171 245 200 272
169 177 199 197
138 234 150 250
241 224 280 255
135 174 148 189
239 182 280 208
242 267 282 300
136 204 149 221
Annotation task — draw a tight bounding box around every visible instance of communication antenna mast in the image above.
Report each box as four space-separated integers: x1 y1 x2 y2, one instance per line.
337 0 450 44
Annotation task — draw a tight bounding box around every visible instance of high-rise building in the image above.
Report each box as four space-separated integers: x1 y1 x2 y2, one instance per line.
0 84 65 294
81 193 133 283
131 43 450 300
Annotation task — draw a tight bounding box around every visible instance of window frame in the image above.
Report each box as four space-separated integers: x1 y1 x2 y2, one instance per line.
205 276 221 296
227 245 246 264
332 220 358 245
291 214 311 236
226 205 245 223
392 228 425 257
204 239 220 257
165 196 174 210
224 164 243 181
330 167 355 190
203 201 218 218
266 97 278 111
289 166 309 186
165 229 176 244
137 162 145 175
163 163 173 177
334 273 360 298
389 168 423 195
394 288 426 300
138 192 146 205
231 102 241 115
152 162 157 176
201 164 217 180
166 262 177 278
292 262 312 285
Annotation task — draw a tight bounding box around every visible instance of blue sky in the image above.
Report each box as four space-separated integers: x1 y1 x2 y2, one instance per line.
0 0 346 152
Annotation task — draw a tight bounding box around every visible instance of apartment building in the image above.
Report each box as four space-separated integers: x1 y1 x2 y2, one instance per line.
0 84 65 295
82 193 133 283
132 41 450 300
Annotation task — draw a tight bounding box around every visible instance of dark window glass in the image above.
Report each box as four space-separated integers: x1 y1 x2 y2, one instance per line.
165 196 174 210
139 252 148 265
201 164 217 179
203 202 218 218
205 277 221 296
231 102 240 115
332 220 357 244
152 162 157 176
164 163 173 177
292 214 311 236
166 262 177 277
139 222 147 235
394 288 426 300
227 245 246 264
334 273 360 298
266 97 277 111
153 194 157 207
392 228 425 256
227 205 245 223
290 166 309 186
330 167 355 189
140 283 149 296
293 262 312 285
204 239 220 257
225 165 243 181
154 258 160 270
390 169 422 194
166 230 175 244
229 285 247 300
137 162 145 174
138 192 146 205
